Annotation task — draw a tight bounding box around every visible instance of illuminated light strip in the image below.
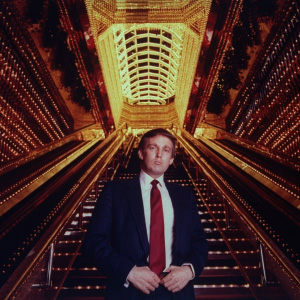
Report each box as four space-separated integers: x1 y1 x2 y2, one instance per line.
193 284 250 288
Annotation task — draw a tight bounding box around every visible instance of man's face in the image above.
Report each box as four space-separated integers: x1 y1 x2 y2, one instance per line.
138 134 174 179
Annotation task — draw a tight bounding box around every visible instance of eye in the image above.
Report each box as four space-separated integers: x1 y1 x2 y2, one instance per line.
149 145 157 151
164 147 171 153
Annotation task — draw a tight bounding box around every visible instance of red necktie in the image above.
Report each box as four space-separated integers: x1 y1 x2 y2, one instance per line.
149 180 165 276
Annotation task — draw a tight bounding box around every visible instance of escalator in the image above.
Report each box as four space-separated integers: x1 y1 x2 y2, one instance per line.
39 148 290 300
0 139 105 286
1 131 298 300
0 126 127 299
187 135 300 267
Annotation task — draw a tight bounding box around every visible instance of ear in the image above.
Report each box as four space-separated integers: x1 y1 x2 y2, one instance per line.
138 149 144 160
169 157 174 165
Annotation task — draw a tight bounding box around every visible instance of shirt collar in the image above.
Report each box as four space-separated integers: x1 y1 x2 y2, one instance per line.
139 169 165 188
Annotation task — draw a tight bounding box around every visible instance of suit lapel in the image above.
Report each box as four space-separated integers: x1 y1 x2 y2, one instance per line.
126 177 150 256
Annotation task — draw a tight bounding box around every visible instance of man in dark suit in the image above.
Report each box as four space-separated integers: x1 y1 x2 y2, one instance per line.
84 128 208 299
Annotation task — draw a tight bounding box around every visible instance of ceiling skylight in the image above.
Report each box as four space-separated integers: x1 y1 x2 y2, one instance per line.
113 24 184 105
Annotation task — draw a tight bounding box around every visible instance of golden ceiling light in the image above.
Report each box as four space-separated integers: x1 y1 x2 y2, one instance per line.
85 0 211 127
113 23 184 105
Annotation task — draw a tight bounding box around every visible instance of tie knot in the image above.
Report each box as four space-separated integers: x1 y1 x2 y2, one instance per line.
151 179 160 188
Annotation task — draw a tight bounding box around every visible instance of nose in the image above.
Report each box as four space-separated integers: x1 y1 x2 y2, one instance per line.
156 148 163 157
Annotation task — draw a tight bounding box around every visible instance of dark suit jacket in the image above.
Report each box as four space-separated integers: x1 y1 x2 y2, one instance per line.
83 176 208 300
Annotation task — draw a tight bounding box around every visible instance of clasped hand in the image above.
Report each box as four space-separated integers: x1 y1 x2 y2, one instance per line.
127 265 193 294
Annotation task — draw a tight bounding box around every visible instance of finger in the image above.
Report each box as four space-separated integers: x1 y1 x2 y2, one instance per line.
137 284 150 294
153 279 160 287
147 284 156 292
145 274 159 288
170 287 181 293
149 280 159 289
169 278 189 293
145 279 159 292
161 271 174 284
162 277 174 288
166 281 181 292
152 273 160 284
165 282 176 291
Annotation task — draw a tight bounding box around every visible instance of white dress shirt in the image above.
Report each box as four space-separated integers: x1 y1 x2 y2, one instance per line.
125 171 195 286
139 170 174 270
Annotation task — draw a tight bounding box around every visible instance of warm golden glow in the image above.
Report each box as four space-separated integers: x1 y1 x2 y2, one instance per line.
85 0 211 127
113 23 184 105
